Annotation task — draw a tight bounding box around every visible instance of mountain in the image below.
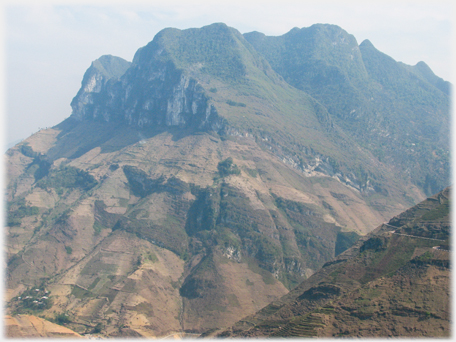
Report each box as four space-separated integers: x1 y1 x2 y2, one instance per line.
211 187 450 338
244 25 450 196
5 23 450 338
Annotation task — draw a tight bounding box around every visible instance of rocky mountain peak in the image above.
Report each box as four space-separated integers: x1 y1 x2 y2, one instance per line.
70 55 130 121
68 23 277 133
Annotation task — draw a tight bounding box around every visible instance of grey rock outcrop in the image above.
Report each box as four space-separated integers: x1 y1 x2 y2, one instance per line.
70 44 225 132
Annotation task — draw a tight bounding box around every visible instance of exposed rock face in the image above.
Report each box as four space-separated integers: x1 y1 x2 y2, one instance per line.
71 43 225 132
71 55 131 121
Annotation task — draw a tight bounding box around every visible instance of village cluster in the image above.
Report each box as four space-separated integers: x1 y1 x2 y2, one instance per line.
13 288 51 312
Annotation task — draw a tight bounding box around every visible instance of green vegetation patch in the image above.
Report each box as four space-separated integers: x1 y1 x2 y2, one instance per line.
113 216 188 257
217 157 241 177
71 285 94 299
93 221 108 235
216 228 241 250
54 312 71 325
227 294 241 307
10 287 53 314
335 231 360 256
359 235 436 283
122 165 165 197
185 187 220 236
206 303 228 312
143 251 159 263
7 199 40 227
123 165 189 197
80 258 118 277
36 165 97 191
20 143 38 158
420 201 450 221
243 166 258 178
19 144 52 181
247 258 276 285
88 277 101 291
226 99 247 107
130 302 155 316
179 255 221 299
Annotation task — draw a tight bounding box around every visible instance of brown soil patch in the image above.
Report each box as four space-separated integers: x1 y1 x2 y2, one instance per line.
5 314 82 338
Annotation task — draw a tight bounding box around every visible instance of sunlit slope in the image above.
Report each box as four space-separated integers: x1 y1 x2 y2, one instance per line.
215 187 450 337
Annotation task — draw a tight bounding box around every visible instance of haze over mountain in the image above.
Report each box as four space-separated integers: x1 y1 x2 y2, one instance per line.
5 23 450 338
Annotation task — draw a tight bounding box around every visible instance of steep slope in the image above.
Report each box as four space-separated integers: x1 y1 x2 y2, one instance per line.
213 187 450 337
6 125 384 336
5 23 449 338
71 55 131 121
244 24 450 196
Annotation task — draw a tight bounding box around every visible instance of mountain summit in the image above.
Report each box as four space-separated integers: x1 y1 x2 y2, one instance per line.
5 23 451 338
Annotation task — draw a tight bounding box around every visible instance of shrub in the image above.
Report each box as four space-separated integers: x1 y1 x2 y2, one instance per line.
217 157 240 177
36 165 97 191
55 313 70 325
226 99 247 107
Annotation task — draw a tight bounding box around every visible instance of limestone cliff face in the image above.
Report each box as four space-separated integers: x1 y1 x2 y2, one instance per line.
71 47 225 132
70 55 131 121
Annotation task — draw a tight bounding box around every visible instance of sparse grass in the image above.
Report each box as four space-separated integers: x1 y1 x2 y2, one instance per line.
143 251 159 263
118 198 129 207
80 259 118 276
247 258 275 285
359 235 436 282
227 294 240 307
243 167 258 178
206 303 227 312
7 199 40 227
88 277 101 291
420 201 450 221
93 221 107 235
70 285 94 299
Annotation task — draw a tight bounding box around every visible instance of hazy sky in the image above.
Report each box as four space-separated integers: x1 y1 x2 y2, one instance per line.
2 0 454 149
